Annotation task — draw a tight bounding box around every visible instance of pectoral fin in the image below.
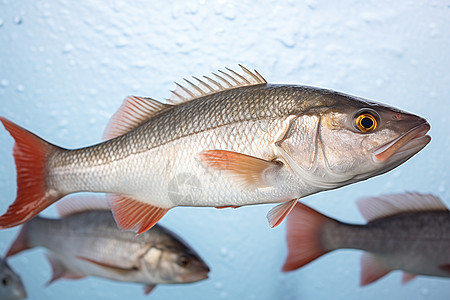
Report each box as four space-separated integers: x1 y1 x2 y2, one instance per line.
267 199 298 228
76 256 138 276
199 150 281 188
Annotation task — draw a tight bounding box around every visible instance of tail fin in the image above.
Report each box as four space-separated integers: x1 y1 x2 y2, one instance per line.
282 202 333 272
5 223 31 257
0 117 62 229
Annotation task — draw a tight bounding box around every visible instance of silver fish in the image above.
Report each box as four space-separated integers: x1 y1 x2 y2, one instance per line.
6 197 209 295
0 257 27 300
0 65 431 233
282 192 450 285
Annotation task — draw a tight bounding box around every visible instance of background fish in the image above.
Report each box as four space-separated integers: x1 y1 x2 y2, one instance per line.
0 257 27 300
5 197 209 295
282 192 450 285
0 66 431 233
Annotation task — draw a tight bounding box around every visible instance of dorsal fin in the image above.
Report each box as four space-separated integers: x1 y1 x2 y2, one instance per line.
356 192 448 222
56 196 111 217
168 65 267 105
103 96 171 140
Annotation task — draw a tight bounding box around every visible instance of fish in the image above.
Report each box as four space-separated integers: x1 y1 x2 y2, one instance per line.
0 257 27 300
5 197 209 295
0 65 431 233
282 192 450 285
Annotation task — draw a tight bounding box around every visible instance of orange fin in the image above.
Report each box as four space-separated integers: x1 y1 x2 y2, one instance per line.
109 195 170 234
401 272 417 284
103 96 170 140
199 150 281 188
144 284 157 295
6 223 31 257
360 253 391 286
0 117 62 229
439 264 450 275
267 199 298 228
45 253 85 285
215 205 241 209
282 202 330 272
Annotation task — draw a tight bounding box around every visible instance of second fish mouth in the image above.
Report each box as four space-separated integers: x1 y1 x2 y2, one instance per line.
373 123 431 162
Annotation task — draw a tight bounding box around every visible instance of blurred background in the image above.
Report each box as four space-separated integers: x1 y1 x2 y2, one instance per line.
0 0 449 299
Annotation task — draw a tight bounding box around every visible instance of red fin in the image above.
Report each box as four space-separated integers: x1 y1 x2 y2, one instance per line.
6 223 30 257
0 117 62 229
360 253 391 286
199 150 281 188
103 96 170 140
401 272 417 284
438 264 450 275
45 253 85 285
109 195 170 234
215 205 241 209
282 202 331 272
144 284 157 295
267 199 297 228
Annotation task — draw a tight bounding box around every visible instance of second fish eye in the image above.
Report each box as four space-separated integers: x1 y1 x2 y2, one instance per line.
355 112 378 132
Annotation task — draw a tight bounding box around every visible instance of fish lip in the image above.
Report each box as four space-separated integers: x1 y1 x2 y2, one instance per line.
373 122 431 163
181 269 210 282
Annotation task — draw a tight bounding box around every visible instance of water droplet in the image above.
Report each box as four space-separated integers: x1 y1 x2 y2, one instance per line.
220 247 228 257
214 282 223 289
13 16 22 25
62 43 74 53
420 287 429 296
16 85 24 92
115 37 128 48
0 79 8 87
220 291 228 299
0 19 4 27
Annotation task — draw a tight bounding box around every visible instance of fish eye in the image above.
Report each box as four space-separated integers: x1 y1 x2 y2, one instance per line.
355 112 378 132
177 255 191 268
2 275 10 286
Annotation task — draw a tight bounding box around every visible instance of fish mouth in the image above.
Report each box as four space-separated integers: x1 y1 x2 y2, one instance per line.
181 269 210 282
373 122 431 162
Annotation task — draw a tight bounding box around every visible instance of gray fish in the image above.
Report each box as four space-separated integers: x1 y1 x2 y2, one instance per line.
0 257 27 300
282 192 450 285
6 197 209 295
0 66 430 233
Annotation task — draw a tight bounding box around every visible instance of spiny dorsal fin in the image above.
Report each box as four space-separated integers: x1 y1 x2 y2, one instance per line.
356 192 448 222
168 65 267 105
103 96 171 140
56 196 111 217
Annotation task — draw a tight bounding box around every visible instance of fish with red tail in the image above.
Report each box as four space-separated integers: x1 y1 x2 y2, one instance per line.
0 66 431 233
282 192 450 285
6 197 209 295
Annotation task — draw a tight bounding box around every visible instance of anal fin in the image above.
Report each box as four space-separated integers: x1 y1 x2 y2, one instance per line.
360 253 391 286
267 199 297 228
45 253 85 286
144 284 157 295
109 195 170 234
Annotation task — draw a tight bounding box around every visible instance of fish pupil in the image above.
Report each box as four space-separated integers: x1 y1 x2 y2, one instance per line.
1 276 10 286
361 117 374 129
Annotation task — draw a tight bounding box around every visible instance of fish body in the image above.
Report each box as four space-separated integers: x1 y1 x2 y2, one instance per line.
283 193 450 285
0 257 27 300
0 66 431 232
6 197 209 295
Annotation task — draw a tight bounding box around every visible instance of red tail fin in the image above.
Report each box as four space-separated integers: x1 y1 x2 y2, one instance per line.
6 223 31 257
282 202 332 272
0 117 61 229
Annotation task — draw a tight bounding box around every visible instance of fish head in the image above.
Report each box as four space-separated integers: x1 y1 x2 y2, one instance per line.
0 259 27 300
279 89 431 189
140 230 209 284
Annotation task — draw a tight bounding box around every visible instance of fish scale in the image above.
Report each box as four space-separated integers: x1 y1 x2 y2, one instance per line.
0 66 431 233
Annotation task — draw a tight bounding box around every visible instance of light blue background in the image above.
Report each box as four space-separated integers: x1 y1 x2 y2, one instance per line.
0 1 449 299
